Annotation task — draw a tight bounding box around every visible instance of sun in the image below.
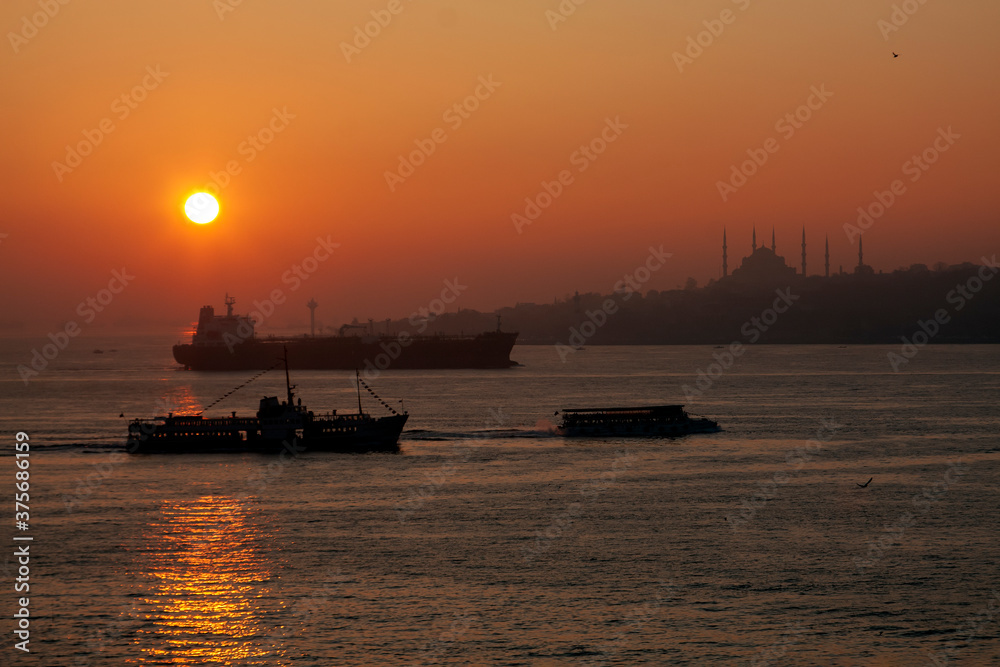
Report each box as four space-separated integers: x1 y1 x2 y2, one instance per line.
184 193 220 224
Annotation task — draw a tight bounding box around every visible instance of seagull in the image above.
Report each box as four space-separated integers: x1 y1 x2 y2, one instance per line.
892 52 899 58
857 477 873 488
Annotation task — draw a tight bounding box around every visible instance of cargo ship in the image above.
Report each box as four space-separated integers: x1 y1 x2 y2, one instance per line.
555 405 720 438
128 355 407 454
172 296 519 371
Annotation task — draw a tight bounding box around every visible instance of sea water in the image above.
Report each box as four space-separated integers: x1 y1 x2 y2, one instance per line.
0 338 998 665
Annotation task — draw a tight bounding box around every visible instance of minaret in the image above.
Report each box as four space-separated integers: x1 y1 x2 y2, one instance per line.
771 228 776 252
306 298 318 337
722 228 728 277
752 226 757 251
801 227 807 276
858 237 864 269
824 235 830 278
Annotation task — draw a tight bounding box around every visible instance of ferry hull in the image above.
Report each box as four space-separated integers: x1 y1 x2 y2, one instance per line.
127 434 266 455
557 405 721 439
300 414 408 453
128 415 408 454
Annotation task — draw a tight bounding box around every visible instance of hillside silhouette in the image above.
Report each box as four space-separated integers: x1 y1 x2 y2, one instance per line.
363 237 999 345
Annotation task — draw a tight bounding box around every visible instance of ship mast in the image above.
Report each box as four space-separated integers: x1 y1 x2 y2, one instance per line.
283 346 294 404
356 369 363 414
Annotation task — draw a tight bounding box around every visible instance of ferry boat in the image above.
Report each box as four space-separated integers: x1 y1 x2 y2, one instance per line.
172 296 518 371
127 356 407 454
555 405 720 438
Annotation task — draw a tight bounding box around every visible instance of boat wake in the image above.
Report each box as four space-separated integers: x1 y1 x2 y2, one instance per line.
404 426 559 442
12 441 126 452
23 421 563 452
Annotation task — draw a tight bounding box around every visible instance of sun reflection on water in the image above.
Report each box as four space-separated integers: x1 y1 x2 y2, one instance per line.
159 384 203 416
129 495 285 665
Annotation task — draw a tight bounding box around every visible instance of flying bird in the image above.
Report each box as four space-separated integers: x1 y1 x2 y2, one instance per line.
857 477 873 488
893 52 899 58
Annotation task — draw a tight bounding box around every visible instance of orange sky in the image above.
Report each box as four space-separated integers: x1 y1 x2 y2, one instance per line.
1 0 998 333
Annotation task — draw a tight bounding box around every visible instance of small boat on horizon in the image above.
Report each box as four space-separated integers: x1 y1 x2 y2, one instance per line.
555 405 720 438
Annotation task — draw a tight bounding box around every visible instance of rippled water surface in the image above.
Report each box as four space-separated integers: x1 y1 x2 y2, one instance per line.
1 338 999 665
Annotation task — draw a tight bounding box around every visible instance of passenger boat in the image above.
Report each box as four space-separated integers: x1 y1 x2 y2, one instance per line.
127 353 407 454
555 405 720 438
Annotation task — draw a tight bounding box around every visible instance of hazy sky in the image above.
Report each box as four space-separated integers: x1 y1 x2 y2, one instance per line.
1 0 998 332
